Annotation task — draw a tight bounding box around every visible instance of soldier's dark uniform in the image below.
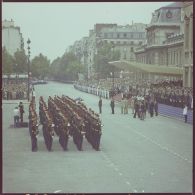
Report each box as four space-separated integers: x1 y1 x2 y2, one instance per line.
58 114 69 151
29 101 38 152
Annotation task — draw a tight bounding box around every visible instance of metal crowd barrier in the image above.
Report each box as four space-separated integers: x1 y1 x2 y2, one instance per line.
74 84 110 99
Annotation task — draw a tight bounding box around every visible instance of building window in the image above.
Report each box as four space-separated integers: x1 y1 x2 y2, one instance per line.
131 47 134 52
117 34 120 38
104 33 107 38
124 41 126 45
124 33 127 38
130 41 134 45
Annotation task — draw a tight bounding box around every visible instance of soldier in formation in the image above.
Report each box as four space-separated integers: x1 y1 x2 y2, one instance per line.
39 96 54 151
29 99 38 151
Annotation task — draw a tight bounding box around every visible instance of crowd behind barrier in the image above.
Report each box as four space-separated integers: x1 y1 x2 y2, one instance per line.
3 82 28 100
74 78 193 109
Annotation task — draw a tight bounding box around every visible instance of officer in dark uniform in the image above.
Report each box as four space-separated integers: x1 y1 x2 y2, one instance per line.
110 98 115 114
98 96 102 114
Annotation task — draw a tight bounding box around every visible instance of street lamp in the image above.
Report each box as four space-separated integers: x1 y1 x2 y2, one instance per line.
27 38 31 102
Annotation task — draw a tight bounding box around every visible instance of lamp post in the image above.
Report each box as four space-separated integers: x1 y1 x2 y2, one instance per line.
27 38 31 102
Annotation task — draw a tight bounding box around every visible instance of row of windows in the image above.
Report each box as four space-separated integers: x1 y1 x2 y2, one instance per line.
102 32 145 39
103 40 143 45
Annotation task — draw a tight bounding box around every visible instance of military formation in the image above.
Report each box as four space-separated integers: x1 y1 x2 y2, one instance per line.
29 95 102 152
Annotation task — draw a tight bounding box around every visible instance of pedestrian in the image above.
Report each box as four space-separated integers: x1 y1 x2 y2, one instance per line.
120 97 124 114
149 100 154 117
13 106 20 128
98 96 102 114
183 105 188 123
19 102 24 123
124 97 128 114
154 99 158 116
131 97 135 114
133 99 139 118
110 97 115 114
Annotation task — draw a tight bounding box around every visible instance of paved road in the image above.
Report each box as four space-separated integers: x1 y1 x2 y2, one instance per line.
3 81 192 193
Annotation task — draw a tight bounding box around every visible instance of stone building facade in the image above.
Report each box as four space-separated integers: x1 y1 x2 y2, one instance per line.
135 2 194 87
2 19 24 56
99 23 147 61
135 2 183 66
69 23 147 79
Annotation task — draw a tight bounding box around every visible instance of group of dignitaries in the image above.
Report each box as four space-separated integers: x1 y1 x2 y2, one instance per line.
29 95 102 152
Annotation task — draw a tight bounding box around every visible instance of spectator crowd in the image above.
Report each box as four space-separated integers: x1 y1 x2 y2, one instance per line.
3 81 28 100
75 78 193 110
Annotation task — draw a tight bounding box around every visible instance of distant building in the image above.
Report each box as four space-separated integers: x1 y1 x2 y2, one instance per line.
2 19 24 56
99 23 147 61
69 23 147 79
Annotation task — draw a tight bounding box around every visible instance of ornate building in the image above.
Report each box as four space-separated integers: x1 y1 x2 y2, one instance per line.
135 2 183 66
2 19 24 56
134 2 193 87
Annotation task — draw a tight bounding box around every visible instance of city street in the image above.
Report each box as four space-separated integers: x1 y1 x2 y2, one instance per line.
3 81 192 193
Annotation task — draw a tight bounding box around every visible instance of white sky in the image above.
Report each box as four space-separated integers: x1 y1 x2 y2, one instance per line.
2 2 172 62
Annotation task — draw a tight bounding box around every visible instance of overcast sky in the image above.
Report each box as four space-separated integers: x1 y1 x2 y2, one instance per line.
2 2 171 62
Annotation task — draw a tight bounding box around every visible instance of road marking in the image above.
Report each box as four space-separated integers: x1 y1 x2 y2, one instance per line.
129 128 192 164
54 190 62 193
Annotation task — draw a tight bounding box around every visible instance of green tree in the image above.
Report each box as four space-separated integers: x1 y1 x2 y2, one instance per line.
13 49 28 73
31 53 50 79
94 43 120 78
49 52 84 81
2 47 14 74
49 57 61 78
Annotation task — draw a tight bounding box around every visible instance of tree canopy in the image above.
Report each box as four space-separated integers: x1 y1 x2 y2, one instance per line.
50 52 85 81
94 43 120 78
2 47 14 74
31 53 50 79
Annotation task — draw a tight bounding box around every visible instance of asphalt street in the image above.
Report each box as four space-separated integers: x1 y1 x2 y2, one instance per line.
3 81 192 193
